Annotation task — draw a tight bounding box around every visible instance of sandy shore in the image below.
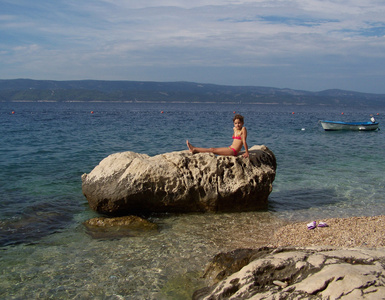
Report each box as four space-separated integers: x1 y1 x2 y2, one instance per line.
270 215 385 248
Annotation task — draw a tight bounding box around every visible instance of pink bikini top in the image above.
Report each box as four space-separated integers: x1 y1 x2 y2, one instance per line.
232 135 242 140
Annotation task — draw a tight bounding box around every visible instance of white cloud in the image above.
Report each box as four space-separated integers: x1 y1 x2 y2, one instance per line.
1 0 385 92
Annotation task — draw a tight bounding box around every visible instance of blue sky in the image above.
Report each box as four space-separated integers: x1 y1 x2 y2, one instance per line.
1 0 385 93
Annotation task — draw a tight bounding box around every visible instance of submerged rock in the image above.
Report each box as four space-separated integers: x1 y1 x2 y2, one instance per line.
81 145 276 215
83 215 158 239
193 247 385 300
0 201 76 247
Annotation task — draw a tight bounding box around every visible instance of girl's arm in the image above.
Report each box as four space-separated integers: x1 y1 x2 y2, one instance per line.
242 127 249 158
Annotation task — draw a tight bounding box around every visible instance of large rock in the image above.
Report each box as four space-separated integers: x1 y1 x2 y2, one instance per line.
81 145 276 214
193 247 385 300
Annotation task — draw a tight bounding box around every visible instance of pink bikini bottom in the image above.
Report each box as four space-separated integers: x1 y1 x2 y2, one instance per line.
229 147 238 156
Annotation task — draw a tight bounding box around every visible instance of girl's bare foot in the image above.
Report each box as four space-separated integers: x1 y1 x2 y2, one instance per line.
186 140 196 154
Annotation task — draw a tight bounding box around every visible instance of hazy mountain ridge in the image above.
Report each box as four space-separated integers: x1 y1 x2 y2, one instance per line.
1 79 384 105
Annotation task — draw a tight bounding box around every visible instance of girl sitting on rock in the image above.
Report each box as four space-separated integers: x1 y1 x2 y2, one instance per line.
186 114 249 158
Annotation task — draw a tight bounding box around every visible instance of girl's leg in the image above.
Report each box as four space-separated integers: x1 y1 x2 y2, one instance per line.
212 147 234 156
186 140 209 154
186 140 234 156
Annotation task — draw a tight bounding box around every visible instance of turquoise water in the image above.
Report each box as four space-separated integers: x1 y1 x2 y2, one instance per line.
1 101 384 299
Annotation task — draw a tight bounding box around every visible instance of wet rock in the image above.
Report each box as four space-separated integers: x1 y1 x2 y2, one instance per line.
81 145 276 215
83 215 158 239
193 247 385 300
202 248 273 286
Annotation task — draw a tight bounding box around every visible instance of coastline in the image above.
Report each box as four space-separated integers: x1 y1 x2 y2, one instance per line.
195 215 385 299
2 99 385 299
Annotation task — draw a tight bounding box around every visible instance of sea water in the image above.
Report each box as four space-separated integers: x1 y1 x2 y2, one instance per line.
1 101 384 299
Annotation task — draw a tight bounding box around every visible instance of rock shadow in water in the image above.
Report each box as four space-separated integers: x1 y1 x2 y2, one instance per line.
0 200 78 247
268 187 345 212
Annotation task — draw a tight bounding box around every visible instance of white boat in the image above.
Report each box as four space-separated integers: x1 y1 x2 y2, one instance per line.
320 120 379 131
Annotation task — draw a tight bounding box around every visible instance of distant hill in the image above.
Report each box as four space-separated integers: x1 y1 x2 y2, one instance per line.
0 79 384 106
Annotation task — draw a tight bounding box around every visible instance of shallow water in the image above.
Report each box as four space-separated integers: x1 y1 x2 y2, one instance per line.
1 101 385 298
1 211 284 299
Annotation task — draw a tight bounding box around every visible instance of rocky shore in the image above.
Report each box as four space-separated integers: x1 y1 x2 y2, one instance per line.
194 215 385 299
81 147 385 299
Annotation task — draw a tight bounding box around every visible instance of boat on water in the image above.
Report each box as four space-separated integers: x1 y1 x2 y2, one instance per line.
320 120 379 131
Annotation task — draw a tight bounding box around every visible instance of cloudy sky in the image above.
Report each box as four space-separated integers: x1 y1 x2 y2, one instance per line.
1 0 385 93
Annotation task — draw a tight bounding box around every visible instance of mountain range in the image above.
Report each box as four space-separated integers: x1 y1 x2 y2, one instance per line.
1 79 384 106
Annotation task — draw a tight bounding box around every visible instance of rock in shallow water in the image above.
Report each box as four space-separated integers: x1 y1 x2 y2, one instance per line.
83 215 158 239
81 145 276 215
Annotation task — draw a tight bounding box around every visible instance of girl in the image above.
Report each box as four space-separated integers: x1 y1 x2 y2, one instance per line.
186 114 249 158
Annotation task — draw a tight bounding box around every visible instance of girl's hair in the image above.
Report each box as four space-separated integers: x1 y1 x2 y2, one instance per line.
233 114 244 123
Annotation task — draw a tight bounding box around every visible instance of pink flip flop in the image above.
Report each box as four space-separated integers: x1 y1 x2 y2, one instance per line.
318 222 329 227
307 221 316 230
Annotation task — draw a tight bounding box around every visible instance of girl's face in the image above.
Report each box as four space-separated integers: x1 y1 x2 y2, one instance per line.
234 119 243 130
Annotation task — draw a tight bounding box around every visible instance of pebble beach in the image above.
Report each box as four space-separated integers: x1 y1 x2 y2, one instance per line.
271 215 385 249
